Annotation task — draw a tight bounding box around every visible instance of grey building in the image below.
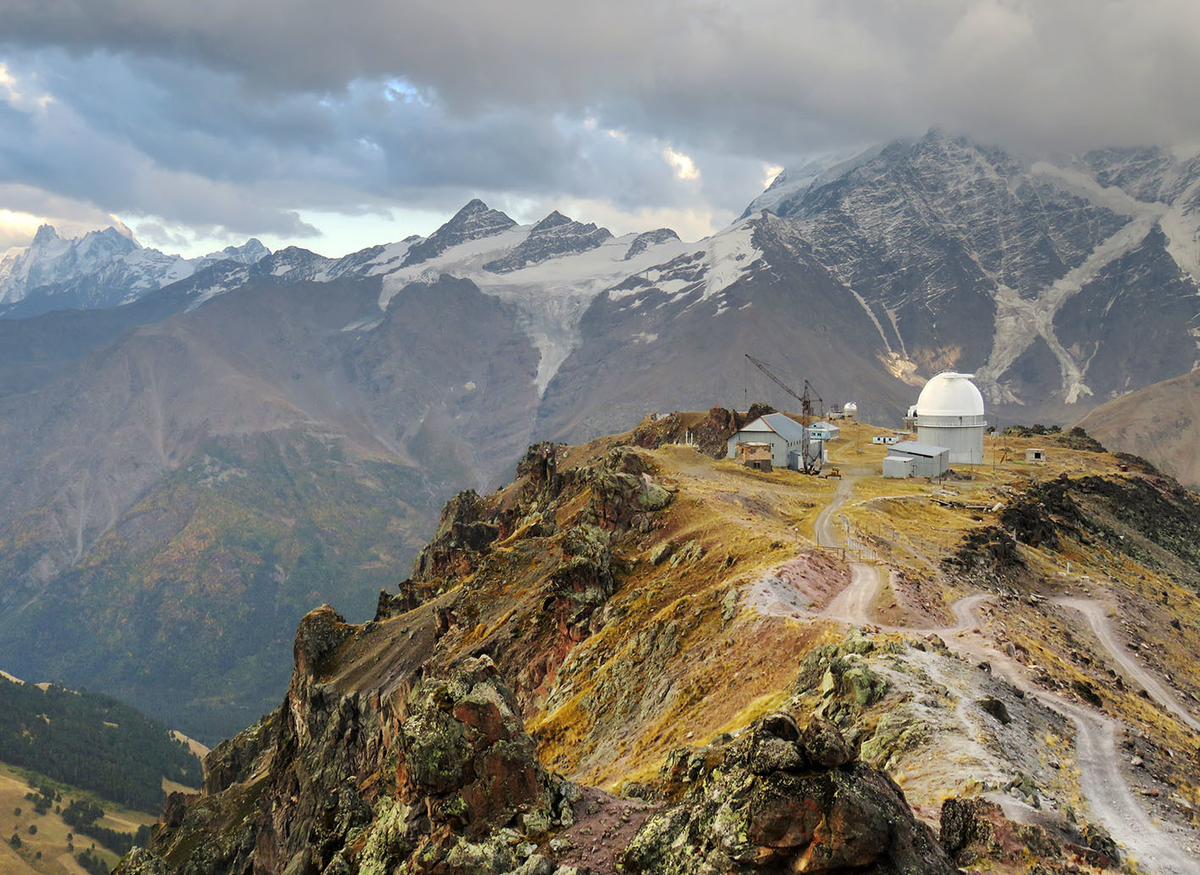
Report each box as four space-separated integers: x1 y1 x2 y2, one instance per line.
885 441 950 478
727 413 810 469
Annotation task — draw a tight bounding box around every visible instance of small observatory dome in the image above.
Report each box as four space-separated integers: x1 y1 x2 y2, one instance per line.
913 372 986 465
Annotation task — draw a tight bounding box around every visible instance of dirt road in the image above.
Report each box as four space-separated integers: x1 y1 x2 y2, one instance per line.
951 599 1200 875
811 485 1200 873
1054 597 1200 734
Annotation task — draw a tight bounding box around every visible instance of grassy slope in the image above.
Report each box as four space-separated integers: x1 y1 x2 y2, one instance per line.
0 765 157 875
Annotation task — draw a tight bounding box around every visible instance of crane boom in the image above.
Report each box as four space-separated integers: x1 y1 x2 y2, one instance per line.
743 353 824 474
745 353 804 405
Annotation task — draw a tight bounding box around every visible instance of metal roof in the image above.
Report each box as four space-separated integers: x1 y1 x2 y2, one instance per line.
738 413 806 441
889 441 949 458
758 413 807 442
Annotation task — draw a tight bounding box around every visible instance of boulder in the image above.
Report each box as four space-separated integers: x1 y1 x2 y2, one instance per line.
621 714 955 874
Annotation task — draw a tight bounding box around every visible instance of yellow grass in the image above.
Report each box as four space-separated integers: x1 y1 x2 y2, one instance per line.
0 765 157 875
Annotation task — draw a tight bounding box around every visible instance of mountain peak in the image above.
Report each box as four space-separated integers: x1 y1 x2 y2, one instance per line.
109 218 139 244
531 210 573 233
31 224 59 246
482 212 612 274
401 199 517 268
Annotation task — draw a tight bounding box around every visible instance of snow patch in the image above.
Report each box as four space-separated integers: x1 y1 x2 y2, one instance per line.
340 315 384 333
703 222 760 299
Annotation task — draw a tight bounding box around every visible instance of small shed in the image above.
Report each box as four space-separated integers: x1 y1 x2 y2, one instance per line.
737 442 773 472
788 439 824 472
1026 448 1047 464
872 434 901 445
727 413 808 468
883 455 914 479
808 421 840 441
886 441 949 478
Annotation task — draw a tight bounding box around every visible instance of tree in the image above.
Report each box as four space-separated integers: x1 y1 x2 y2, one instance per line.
27 824 37 835
9 833 20 848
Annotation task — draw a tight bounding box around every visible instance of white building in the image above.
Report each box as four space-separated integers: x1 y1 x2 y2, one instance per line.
913 372 986 465
727 413 814 469
885 442 950 478
808 421 840 441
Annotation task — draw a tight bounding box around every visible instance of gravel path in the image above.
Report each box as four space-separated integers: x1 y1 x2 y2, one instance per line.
811 484 1200 873
1053 596 1200 733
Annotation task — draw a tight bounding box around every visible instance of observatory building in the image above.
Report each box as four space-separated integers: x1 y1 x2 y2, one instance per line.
913 372 986 465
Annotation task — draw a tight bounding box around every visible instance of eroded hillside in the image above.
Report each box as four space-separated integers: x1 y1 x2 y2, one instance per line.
117 417 1200 875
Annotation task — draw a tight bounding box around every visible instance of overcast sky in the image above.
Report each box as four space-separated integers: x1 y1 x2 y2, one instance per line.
0 0 1197 257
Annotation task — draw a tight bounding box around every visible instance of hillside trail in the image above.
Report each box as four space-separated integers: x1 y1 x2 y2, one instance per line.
1053 597 1200 734
811 471 1200 875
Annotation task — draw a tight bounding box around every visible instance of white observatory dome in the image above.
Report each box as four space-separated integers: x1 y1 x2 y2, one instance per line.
916 372 985 418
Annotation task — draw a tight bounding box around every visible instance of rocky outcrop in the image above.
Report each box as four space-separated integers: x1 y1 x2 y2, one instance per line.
621 714 955 874
118 642 572 875
939 796 1118 871
624 229 680 261
413 489 501 582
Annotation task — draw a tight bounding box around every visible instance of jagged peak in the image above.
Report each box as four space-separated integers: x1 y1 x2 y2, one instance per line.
444 198 515 229
108 217 138 244
401 198 517 267
531 210 574 233
31 224 59 245
624 228 681 261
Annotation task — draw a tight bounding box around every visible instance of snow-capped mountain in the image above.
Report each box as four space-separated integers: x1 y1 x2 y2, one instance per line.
7 128 1200 429
736 130 1200 415
0 224 271 317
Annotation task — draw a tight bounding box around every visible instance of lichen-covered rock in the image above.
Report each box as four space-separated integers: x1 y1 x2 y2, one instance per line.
293 605 354 676
621 714 955 875
120 652 566 875
939 795 1108 871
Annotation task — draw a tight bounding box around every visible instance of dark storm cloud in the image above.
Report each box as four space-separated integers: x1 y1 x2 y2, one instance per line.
0 47 758 243
4 0 1199 151
0 1 1196 248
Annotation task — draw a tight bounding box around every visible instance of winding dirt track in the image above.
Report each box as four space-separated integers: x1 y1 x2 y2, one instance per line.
1053 597 1200 734
813 476 1200 875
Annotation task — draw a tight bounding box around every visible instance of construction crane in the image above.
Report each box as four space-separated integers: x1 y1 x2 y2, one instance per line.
744 354 823 424
744 354 824 474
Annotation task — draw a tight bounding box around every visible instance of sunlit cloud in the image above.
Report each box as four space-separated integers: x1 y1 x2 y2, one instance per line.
663 147 700 181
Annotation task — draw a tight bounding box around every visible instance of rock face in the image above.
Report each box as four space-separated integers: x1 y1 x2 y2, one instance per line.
621 714 955 875
483 212 613 274
117 622 567 875
403 199 518 267
624 228 680 261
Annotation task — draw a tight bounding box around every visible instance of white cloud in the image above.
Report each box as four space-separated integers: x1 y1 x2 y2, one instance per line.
663 147 700 181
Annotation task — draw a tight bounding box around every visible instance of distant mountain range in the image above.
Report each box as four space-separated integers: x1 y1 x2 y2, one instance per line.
3 128 1200 740
0 223 269 317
